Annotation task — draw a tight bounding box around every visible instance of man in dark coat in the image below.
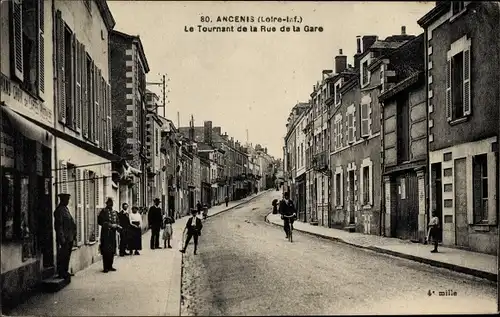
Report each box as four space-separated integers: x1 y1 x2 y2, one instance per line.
98 198 122 273
118 203 131 256
180 209 203 255
54 193 77 279
148 198 163 249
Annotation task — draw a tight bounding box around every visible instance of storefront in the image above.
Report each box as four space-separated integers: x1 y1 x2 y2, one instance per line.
1 105 54 309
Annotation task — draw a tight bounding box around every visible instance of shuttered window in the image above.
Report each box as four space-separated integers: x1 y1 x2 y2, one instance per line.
347 112 354 144
59 160 68 195
94 176 100 241
82 52 89 138
37 0 45 99
106 83 112 152
360 102 370 138
446 37 471 122
101 76 106 150
76 168 83 244
75 41 82 133
11 0 24 81
94 66 100 145
55 11 66 124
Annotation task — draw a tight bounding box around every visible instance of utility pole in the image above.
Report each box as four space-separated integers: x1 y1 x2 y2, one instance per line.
146 74 169 117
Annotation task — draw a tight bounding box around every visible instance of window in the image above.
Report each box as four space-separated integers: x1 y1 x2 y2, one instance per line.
347 111 355 144
10 0 45 99
362 61 369 85
446 37 471 122
85 55 94 140
335 116 342 149
472 154 488 224
155 130 159 155
362 166 370 204
335 83 341 106
335 173 341 206
452 1 465 16
360 102 370 137
64 26 74 128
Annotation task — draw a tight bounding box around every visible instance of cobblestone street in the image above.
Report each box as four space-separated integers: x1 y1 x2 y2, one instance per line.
181 192 497 316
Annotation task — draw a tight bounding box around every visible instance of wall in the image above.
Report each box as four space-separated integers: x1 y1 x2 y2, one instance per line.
428 2 500 151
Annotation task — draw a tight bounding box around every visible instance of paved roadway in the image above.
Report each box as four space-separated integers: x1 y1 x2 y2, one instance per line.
180 191 497 316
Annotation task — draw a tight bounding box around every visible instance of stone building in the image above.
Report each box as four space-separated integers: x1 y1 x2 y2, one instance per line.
418 1 500 254
109 29 150 208
378 34 427 241
145 90 164 206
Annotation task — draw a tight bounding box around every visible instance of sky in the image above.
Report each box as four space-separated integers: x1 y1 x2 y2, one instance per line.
107 1 435 159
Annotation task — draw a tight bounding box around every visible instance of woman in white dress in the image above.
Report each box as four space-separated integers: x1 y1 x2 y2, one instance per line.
129 206 143 255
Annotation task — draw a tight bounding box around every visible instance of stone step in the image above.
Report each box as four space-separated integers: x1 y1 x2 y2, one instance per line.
40 276 70 293
343 225 356 232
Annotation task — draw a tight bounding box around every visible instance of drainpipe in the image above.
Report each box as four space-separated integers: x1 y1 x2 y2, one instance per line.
380 95 385 237
51 0 59 272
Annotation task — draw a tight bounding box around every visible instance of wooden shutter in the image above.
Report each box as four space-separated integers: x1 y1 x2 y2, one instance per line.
100 76 105 149
487 153 497 225
11 0 24 81
56 11 66 124
76 168 83 244
472 157 482 224
463 43 471 116
445 58 452 122
82 49 88 138
37 0 45 99
83 169 89 242
94 66 100 145
59 160 68 194
360 103 369 137
348 113 354 143
70 34 76 129
94 177 100 241
107 83 112 152
89 61 95 141
75 41 82 133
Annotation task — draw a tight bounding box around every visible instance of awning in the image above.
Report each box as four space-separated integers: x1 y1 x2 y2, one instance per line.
1 105 53 148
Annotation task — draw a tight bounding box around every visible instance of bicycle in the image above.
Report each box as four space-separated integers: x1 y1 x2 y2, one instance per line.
283 214 296 243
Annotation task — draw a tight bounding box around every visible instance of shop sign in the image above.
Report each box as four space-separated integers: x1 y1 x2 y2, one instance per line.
0 74 53 125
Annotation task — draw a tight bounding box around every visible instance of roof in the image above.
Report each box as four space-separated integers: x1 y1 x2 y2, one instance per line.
197 142 215 152
379 71 425 102
417 2 449 28
95 0 116 31
370 40 405 50
110 29 150 73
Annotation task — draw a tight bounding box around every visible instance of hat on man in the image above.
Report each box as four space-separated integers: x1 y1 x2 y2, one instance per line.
154 198 160 203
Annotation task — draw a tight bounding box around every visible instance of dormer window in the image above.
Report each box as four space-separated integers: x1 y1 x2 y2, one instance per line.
452 1 465 15
334 81 342 106
362 61 369 85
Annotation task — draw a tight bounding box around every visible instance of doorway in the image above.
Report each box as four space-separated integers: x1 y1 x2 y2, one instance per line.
348 170 355 224
431 163 443 242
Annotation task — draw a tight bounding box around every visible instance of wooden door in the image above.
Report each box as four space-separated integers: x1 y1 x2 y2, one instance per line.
454 158 469 247
395 172 419 240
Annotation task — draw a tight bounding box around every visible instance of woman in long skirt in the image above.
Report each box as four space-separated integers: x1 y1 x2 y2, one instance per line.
129 206 143 255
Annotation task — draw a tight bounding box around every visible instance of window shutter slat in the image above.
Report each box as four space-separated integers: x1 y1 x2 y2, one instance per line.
70 34 76 129
76 168 83 243
101 76 105 149
95 177 100 241
37 0 45 98
11 0 24 81
56 11 66 124
107 83 112 152
446 59 452 122
82 47 88 138
83 169 89 242
94 66 100 145
59 160 68 194
463 46 471 116
75 41 82 132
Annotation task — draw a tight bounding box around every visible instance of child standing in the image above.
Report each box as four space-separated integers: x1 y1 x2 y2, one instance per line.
427 210 440 253
162 214 174 249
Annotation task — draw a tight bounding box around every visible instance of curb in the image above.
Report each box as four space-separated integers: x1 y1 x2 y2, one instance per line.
264 213 497 282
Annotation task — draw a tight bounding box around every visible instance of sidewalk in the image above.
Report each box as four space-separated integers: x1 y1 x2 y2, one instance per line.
266 213 497 282
9 223 186 316
7 190 270 316
204 190 270 219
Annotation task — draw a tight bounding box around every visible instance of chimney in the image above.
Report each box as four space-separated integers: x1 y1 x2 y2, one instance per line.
189 115 195 141
335 49 347 74
264 147 268 154
362 35 378 53
356 36 362 53
401 25 406 35
204 121 213 144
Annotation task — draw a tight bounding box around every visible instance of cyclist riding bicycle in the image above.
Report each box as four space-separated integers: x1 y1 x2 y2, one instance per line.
279 192 297 239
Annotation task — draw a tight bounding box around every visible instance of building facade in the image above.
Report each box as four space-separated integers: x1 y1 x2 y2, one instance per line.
145 90 164 206
418 1 500 254
109 29 150 209
1 0 57 305
379 35 427 241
